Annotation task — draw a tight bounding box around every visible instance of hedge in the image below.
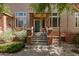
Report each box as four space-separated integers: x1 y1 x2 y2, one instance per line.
0 42 25 53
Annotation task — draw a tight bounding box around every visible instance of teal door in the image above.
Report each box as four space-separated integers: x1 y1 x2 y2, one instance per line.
35 21 40 32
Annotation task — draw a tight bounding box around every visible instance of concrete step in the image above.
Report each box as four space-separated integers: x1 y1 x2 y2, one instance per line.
32 41 48 44
32 38 47 40
31 42 48 45
32 38 41 40
32 36 47 38
32 40 47 42
32 32 47 45
25 45 49 47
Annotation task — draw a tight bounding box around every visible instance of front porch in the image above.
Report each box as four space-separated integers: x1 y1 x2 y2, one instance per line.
27 13 73 45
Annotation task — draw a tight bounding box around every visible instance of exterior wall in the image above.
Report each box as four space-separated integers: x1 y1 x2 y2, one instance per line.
50 8 79 34
7 3 30 28
68 13 79 34
49 8 68 33
5 3 79 34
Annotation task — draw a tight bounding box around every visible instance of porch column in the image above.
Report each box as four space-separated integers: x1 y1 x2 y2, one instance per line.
3 15 7 31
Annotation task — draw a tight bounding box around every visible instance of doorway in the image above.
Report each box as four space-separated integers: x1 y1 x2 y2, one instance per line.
35 20 40 32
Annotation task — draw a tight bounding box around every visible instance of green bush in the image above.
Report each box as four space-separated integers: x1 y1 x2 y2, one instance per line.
14 30 27 42
0 28 13 42
73 34 79 48
0 42 25 53
0 28 27 43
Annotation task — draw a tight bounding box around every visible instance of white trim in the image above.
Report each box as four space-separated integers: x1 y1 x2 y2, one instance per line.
49 12 60 28
50 17 59 28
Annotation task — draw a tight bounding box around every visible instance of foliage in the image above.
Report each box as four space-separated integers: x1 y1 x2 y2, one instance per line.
0 3 11 13
73 34 79 48
0 28 13 42
14 30 27 41
0 42 24 53
56 3 76 14
0 28 27 43
30 3 76 14
30 3 51 13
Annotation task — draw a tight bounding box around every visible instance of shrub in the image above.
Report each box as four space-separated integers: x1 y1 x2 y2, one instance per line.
0 28 27 43
0 28 13 42
0 42 25 53
14 30 27 42
73 34 79 48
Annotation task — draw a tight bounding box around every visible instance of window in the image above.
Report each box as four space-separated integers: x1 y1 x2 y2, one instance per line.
15 12 26 27
75 12 79 27
50 13 60 27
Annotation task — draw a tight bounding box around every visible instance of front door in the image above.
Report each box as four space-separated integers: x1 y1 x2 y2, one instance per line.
35 21 40 32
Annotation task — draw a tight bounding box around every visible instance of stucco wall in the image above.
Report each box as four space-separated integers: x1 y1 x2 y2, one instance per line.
68 12 79 33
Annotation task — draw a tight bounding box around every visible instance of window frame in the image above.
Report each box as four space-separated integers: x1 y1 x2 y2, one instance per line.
50 13 60 27
15 12 26 28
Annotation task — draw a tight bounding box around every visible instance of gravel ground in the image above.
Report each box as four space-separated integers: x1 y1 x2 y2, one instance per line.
61 42 79 56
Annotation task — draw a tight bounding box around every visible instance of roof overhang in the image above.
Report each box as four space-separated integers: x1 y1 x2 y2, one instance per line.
2 12 13 18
